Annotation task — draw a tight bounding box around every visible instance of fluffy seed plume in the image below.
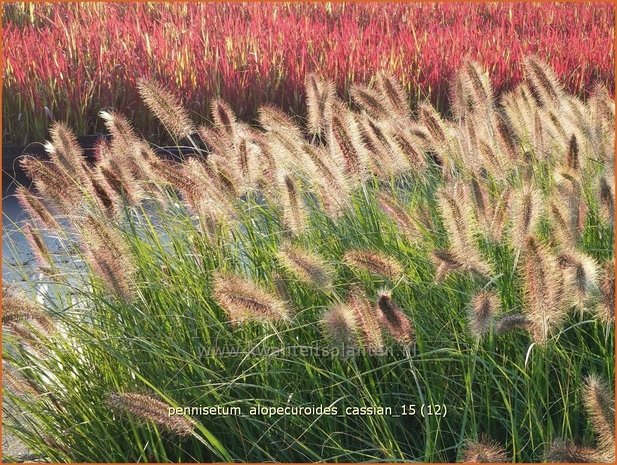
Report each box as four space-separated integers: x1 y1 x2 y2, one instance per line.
376 291 414 345
305 73 335 138
3 362 40 398
557 250 600 310
546 439 599 463
583 375 615 460
22 223 55 271
431 248 490 282
329 104 369 181
462 436 507 463
344 249 403 280
596 263 615 325
494 314 531 335
521 237 565 343
350 84 391 121
137 78 194 139
377 192 419 241
376 72 409 118
510 185 543 248
48 121 91 184
276 244 333 289
565 134 580 172
20 155 82 215
211 99 239 141
347 288 384 352
524 55 564 107
15 186 60 231
106 392 194 437
258 105 304 141
469 290 500 338
79 215 136 301
321 304 357 349
598 173 615 224
2 287 56 334
213 273 289 324
276 171 306 236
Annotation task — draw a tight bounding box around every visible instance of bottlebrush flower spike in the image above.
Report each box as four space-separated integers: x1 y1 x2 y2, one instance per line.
213 273 289 324
557 249 600 310
344 249 403 281
376 290 414 345
376 192 419 242
350 84 391 121
2 287 56 334
376 71 409 118
510 185 543 249
596 263 615 325
3 362 40 398
524 55 564 107
347 287 384 352
106 392 194 437
79 215 137 302
137 78 195 139
329 103 369 182
15 186 60 231
22 223 55 271
20 155 82 215
48 121 91 184
494 314 530 335
258 105 304 142
521 236 565 344
546 439 600 463
211 99 239 142
583 375 615 461
276 243 334 289
321 304 357 349
275 170 307 236
469 290 500 338
305 73 334 138
597 173 615 224
462 436 507 463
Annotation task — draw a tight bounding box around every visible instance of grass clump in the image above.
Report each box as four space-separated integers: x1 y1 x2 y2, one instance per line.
2 57 614 462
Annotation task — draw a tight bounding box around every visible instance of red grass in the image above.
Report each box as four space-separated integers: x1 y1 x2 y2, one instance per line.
2 2 614 144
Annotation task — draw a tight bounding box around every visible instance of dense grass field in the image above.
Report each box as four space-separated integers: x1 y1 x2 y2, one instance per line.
2 2 614 144
2 53 614 462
